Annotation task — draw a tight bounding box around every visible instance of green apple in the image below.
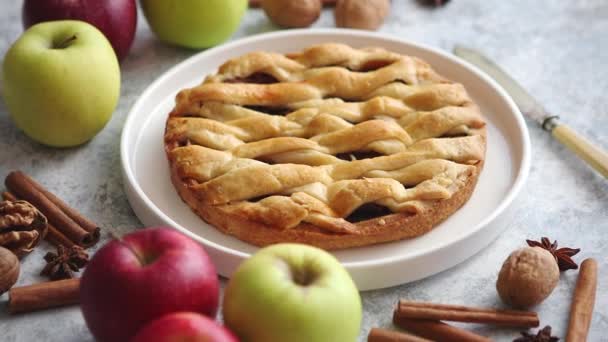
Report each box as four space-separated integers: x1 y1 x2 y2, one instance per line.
2 20 120 147
223 243 362 342
141 0 248 49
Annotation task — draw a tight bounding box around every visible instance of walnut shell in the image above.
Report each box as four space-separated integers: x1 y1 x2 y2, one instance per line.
262 0 322 28
496 247 559 309
335 0 390 31
0 200 47 258
0 246 19 295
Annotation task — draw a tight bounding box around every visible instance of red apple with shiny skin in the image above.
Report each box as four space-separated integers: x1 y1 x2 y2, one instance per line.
131 312 239 342
80 227 220 342
22 0 136 60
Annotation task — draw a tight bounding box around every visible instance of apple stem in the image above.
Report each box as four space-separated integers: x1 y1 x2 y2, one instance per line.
55 34 77 49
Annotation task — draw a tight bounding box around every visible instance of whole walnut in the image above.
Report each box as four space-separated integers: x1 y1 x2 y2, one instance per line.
496 247 559 308
335 0 390 31
262 0 322 28
0 246 19 295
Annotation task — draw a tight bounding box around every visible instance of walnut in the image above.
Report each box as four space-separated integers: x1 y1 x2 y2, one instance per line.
335 0 390 31
0 200 47 258
262 0 322 28
0 246 19 295
496 247 559 308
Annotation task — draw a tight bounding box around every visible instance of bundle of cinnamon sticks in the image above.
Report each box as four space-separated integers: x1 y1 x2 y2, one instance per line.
369 264 598 342
370 301 539 342
3 170 101 315
3 170 100 249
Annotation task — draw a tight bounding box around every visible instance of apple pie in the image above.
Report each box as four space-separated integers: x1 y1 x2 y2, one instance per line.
164 43 486 250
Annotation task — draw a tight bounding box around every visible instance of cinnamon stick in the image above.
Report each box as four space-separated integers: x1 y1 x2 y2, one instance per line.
5 171 99 247
8 278 80 314
566 258 598 342
28 174 100 238
3 191 75 248
249 0 337 7
393 312 491 342
1 191 16 201
368 327 431 342
45 224 77 248
397 300 539 327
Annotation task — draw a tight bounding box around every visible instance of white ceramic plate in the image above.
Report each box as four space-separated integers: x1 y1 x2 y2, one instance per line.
121 29 530 291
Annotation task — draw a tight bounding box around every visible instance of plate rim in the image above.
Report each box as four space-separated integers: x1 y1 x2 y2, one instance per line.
120 28 531 270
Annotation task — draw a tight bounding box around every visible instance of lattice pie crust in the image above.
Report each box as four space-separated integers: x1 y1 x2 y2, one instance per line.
164 43 486 250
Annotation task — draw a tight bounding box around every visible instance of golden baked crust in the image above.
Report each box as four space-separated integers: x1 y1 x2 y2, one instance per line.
164 43 486 250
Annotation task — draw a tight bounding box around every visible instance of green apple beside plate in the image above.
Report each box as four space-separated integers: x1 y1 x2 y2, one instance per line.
3 20 120 147
120 29 530 290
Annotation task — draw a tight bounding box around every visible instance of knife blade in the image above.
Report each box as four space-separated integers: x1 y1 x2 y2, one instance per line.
453 46 608 178
453 46 554 127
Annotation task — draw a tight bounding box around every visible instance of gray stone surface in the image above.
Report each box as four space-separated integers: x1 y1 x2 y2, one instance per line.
0 1 606 341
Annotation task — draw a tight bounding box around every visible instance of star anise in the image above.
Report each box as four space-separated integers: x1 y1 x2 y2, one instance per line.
513 325 559 342
526 237 580 271
40 245 89 280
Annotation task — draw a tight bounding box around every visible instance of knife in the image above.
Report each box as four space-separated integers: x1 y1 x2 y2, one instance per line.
453 46 608 179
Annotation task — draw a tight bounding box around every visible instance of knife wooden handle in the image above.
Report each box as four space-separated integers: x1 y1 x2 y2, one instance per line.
552 124 608 178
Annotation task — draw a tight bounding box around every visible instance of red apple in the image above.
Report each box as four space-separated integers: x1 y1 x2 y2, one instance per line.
131 312 239 342
22 0 136 61
80 227 219 342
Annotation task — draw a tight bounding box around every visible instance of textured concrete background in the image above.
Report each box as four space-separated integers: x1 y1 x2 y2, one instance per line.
0 1 606 341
